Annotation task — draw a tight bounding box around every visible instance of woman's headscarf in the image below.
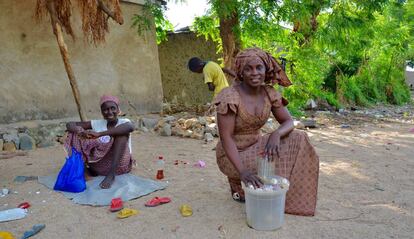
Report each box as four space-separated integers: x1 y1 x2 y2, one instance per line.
100 95 120 106
232 48 292 87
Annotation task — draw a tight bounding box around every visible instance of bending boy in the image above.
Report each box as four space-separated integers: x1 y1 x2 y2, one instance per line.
188 57 235 98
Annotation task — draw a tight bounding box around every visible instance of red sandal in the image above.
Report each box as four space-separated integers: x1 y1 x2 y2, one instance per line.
18 202 31 209
145 197 171 207
109 197 124 212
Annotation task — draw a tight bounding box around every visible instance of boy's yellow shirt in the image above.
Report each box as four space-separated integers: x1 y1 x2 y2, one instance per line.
203 61 229 97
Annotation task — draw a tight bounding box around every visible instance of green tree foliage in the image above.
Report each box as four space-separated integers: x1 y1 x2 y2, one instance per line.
192 0 413 110
131 1 174 44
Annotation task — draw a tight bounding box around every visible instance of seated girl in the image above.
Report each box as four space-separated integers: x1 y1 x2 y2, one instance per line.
65 95 134 189
214 48 319 216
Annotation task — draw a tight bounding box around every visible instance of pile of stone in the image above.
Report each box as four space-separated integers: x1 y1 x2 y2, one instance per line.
137 115 218 142
136 114 311 142
0 123 66 152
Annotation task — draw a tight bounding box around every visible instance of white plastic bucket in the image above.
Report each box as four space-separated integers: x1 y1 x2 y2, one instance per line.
242 177 289 231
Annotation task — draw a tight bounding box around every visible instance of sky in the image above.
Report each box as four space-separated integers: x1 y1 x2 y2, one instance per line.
164 0 209 30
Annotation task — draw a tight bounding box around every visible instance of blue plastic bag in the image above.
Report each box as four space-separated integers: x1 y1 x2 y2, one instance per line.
53 147 86 193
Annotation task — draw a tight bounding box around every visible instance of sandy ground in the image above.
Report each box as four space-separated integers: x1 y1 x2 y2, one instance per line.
0 115 413 239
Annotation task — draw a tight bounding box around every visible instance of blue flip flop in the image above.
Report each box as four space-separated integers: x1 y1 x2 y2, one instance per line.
21 224 45 239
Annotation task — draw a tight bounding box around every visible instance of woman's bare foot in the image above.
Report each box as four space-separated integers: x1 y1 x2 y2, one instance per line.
100 174 115 189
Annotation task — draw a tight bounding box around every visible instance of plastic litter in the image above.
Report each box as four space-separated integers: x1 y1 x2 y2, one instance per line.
145 197 171 207
0 208 27 223
53 147 86 193
194 160 206 168
179 204 192 217
0 231 15 239
117 208 138 219
18 202 31 209
109 198 123 212
21 224 45 239
13 176 38 183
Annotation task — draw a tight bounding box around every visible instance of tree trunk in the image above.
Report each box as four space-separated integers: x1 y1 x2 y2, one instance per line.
47 2 86 121
218 1 242 71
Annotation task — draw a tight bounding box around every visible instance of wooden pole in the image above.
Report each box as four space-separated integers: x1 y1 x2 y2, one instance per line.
46 1 86 121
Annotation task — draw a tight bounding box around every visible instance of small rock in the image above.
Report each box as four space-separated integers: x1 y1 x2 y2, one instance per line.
177 118 186 125
164 116 176 123
184 118 198 129
301 119 317 128
191 132 204 140
294 120 305 129
171 127 185 137
155 119 166 131
305 99 317 110
340 124 351 128
198 117 207 126
18 133 36 150
183 130 193 138
17 127 28 133
2 188 9 195
3 142 16 152
205 123 218 136
316 99 335 111
142 118 159 129
206 116 216 124
3 133 19 148
160 123 172 136
204 133 214 142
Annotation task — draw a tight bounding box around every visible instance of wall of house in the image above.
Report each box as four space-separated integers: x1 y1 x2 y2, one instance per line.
0 0 163 123
158 31 221 105
406 68 414 91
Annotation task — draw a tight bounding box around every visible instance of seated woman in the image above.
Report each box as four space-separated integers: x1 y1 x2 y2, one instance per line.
65 95 134 189
214 48 319 216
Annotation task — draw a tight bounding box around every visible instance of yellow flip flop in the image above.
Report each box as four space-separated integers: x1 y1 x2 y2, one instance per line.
179 204 193 217
0 231 15 239
117 208 139 219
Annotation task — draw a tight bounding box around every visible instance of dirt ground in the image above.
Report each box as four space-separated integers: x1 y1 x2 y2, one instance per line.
0 113 413 239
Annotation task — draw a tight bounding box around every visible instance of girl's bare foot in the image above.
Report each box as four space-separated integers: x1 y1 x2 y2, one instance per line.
100 174 115 189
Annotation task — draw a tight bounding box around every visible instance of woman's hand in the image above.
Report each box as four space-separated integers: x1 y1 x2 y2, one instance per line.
79 130 101 139
83 130 101 139
265 131 281 161
240 169 262 188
